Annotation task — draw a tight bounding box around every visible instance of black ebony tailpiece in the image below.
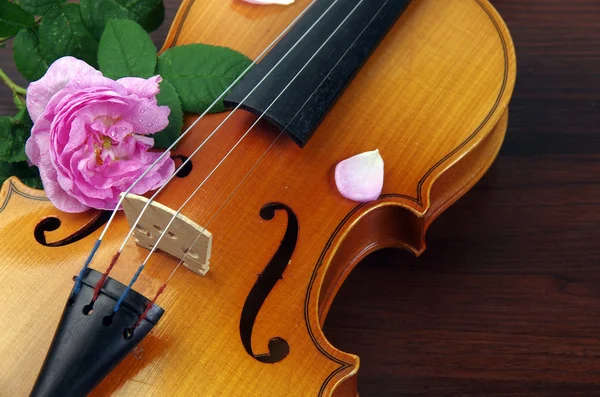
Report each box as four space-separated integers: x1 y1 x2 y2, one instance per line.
30 269 164 397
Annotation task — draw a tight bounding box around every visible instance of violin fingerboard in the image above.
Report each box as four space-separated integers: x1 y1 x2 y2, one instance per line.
224 0 412 147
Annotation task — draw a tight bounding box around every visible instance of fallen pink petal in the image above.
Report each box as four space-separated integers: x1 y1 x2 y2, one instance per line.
241 0 295 5
335 149 384 202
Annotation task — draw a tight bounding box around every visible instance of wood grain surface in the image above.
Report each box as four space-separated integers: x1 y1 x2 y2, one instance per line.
0 0 598 396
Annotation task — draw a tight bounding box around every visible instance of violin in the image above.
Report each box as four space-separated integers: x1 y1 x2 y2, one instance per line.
0 0 516 395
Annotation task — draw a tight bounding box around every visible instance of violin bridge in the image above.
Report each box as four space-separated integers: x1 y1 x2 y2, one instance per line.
120 193 211 276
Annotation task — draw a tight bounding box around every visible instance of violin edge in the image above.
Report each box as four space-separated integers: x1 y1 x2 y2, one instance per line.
0 176 48 207
160 0 517 221
310 109 510 397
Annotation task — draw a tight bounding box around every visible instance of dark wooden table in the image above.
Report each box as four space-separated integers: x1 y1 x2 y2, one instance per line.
2 1 599 396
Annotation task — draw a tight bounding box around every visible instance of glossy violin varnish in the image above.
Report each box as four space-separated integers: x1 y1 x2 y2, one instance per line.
0 0 515 396
224 0 413 146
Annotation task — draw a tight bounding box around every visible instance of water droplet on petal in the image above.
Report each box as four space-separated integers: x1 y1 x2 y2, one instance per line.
146 123 152 127
140 109 146 114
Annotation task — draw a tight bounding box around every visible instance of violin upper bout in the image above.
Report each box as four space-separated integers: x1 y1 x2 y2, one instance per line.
0 176 48 209
1 176 52 233
0 176 110 249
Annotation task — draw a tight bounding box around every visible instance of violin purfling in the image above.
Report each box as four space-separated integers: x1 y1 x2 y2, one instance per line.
0 0 516 395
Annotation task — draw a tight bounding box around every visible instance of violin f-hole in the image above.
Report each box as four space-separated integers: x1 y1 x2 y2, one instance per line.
239 203 298 364
34 211 111 247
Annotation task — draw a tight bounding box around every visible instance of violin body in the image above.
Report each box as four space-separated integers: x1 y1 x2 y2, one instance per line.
0 0 515 395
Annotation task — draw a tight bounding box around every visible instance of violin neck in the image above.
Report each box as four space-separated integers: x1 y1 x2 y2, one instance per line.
224 0 412 147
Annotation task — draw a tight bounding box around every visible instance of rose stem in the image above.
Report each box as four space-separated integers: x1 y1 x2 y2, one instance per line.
0 68 27 96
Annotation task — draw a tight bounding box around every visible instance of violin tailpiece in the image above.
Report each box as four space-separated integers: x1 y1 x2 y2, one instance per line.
30 269 164 397
120 193 212 276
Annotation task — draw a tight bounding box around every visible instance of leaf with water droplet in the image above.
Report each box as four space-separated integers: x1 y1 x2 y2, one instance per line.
39 4 98 67
13 27 49 82
153 80 183 149
80 0 164 40
0 1 35 38
157 44 252 113
19 0 66 16
0 111 33 164
98 19 157 79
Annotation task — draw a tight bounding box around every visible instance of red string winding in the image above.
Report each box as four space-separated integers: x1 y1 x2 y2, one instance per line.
92 251 121 303
133 283 167 331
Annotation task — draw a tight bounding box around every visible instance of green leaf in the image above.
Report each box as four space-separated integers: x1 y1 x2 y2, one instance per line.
0 0 34 37
157 44 252 114
0 115 29 163
98 19 156 79
80 0 164 40
0 109 36 187
0 117 12 155
18 0 65 16
13 27 49 81
153 80 183 149
0 161 42 189
39 4 98 67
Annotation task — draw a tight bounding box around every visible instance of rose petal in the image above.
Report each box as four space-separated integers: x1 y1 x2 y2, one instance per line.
117 76 162 99
335 149 384 202
26 63 176 212
30 133 90 213
124 101 171 134
242 0 294 4
26 57 102 123
106 120 134 141
65 74 128 96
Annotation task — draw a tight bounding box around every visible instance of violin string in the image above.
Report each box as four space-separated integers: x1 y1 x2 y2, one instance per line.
72 2 326 298
91 0 344 304
114 0 342 256
130 0 391 328
71 0 328 298
112 0 369 314
73 6 314 298
130 131 284 332
173 130 284 276
129 0 390 332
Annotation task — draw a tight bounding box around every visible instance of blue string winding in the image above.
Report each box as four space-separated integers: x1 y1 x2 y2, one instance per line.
113 263 146 313
72 239 101 297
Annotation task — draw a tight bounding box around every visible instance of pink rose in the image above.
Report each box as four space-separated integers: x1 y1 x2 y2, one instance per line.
25 56 175 213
